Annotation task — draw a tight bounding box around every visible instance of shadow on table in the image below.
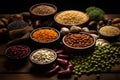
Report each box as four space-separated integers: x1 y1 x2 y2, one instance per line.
3 58 28 71
29 66 53 77
29 66 72 79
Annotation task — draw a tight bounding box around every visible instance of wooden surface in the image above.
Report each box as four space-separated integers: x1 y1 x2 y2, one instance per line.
0 14 120 80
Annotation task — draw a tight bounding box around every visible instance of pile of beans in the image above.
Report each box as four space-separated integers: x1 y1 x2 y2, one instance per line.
31 49 56 64
64 33 94 48
70 44 120 75
6 45 30 59
55 10 88 25
32 28 59 42
31 5 56 15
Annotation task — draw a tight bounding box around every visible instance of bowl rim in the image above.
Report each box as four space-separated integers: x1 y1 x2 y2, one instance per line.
5 45 31 59
98 25 120 37
29 48 57 65
62 32 96 49
99 31 120 37
54 10 89 26
30 27 60 43
29 3 57 16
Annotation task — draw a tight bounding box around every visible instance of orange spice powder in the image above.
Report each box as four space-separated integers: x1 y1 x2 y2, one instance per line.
32 28 58 42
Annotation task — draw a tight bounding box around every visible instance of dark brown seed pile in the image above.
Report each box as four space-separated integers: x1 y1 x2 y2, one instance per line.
64 33 94 48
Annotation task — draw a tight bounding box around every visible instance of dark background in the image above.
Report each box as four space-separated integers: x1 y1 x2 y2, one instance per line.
0 0 119 14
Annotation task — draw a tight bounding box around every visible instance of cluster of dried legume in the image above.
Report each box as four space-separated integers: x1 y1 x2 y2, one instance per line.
6 45 30 59
31 49 55 64
32 28 58 42
55 10 88 25
64 33 94 47
70 44 120 75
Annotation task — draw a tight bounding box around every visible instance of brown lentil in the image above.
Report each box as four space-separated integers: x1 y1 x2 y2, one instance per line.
64 33 94 48
31 5 56 15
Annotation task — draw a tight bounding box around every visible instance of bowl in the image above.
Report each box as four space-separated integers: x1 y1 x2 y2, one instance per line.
5 45 31 60
29 48 57 68
98 25 120 42
29 3 57 21
62 32 96 54
30 27 60 48
54 10 89 29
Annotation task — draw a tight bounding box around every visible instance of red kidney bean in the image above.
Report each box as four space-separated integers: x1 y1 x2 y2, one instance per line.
55 49 64 54
67 64 74 71
57 70 72 77
6 45 30 59
57 54 70 59
56 58 69 67
57 64 73 77
45 65 61 76
53 49 58 52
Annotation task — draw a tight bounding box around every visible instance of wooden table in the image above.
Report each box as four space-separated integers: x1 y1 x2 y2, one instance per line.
0 14 120 80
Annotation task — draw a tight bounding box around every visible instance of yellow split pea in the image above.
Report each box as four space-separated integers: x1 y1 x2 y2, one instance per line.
55 10 88 25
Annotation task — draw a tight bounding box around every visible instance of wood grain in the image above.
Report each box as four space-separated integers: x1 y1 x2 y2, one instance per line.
0 14 120 80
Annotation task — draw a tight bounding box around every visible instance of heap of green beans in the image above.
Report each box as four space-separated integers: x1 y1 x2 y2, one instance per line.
70 44 120 75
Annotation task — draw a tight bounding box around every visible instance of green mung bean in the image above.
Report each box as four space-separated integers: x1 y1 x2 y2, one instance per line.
70 44 120 75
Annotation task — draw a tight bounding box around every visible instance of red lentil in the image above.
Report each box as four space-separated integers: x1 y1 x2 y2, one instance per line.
64 33 94 48
32 28 58 42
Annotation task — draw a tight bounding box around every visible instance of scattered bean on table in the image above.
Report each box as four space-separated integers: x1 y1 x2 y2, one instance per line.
70 44 120 76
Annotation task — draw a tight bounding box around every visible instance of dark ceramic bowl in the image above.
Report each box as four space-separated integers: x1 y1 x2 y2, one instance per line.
5 45 31 60
62 32 96 54
98 25 120 42
54 10 89 29
29 3 57 21
99 33 120 42
29 48 57 68
30 27 61 48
